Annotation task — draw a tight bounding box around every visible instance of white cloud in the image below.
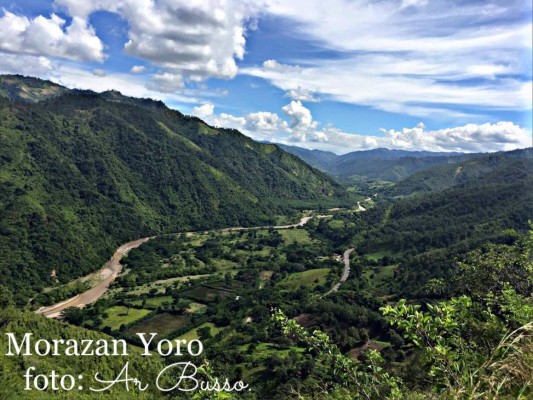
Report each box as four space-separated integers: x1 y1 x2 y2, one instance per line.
243 57 530 119
0 10 104 61
284 87 318 102
190 101 531 154
382 121 532 153
193 103 215 119
0 53 53 76
54 0 260 84
147 72 184 93
282 100 317 130
244 111 288 134
130 65 145 73
243 0 532 118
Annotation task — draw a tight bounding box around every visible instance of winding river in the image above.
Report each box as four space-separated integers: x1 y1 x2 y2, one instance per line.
36 215 334 318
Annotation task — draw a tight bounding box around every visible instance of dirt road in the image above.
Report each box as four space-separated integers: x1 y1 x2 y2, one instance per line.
36 214 331 318
35 237 153 318
326 248 355 295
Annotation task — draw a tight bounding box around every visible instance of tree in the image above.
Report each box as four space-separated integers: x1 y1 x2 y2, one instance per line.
0 285 13 308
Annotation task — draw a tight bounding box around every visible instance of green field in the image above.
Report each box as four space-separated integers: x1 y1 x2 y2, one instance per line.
101 306 151 330
278 229 312 244
126 275 210 295
182 286 235 302
364 250 396 261
365 264 397 284
131 295 173 309
277 268 330 290
186 302 207 314
177 322 223 341
126 313 191 337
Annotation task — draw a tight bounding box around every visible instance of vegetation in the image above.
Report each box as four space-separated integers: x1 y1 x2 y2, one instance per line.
0 74 531 399
0 74 350 305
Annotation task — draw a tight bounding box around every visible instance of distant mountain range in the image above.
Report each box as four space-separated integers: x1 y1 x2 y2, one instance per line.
0 74 349 304
277 144 481 183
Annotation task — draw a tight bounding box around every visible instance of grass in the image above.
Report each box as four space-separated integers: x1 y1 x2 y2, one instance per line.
125 274 210 295
365 264 397 285
182 285 235 302
239 342 306 359
177 322 223 341
101 306 151 331
327 219 345 229
211 259 238 270
131 295 173 309
186 302 207 314
277 268 330 290
364 250 396 261
259 270 273 287
278 229 312 245
126 313 191 337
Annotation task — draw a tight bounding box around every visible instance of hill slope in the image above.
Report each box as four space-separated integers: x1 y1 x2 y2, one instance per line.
0 306 164 399
385 148 533 196
359 149 533 294
0 75 350 304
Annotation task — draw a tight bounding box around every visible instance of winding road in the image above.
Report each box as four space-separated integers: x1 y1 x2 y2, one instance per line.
325 248 355 295
36 215 331 318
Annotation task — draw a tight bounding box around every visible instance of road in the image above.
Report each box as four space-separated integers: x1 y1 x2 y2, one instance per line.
36 214 331 318
35 237 153 318
325 248 355 295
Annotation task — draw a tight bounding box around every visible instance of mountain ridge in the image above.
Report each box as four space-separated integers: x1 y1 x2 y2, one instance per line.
0 74 350 304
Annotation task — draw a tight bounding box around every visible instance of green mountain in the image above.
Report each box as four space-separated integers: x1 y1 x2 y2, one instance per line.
275 144 339 172
278 143 478 183
0 74 350 304
360 149 533 294
385 148 533 197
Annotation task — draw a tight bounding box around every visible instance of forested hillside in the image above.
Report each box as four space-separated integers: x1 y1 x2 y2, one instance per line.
358 151 533 295
385 148 533 196
0 75 350 305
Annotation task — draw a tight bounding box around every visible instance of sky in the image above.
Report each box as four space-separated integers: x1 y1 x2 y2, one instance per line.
0 0 531 154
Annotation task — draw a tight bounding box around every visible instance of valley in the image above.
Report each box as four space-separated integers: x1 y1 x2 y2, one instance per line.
35 213 336 318
0 75 531 399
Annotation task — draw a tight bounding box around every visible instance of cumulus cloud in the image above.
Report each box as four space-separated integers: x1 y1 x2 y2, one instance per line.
284 87 318 102
193 103 215 119
54 0 259 85
244 111 288 134
191 101 531 154
382 121 532 153
0 10 104 61
0 53 54 76
282 100 318 130
130 65 145 73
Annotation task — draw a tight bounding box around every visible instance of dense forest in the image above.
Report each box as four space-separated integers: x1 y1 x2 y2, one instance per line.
0 74 531 399
0 75 350 305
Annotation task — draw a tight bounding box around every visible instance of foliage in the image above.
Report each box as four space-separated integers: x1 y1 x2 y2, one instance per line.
272 309 402 399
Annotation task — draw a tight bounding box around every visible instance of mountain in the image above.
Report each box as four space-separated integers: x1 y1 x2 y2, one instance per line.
276 144 339 171
385 148 533 197
359 148 533 294
278 143 478 183
0 75 350 304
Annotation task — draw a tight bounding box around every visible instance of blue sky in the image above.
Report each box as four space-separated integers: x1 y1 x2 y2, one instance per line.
0 0 531 153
